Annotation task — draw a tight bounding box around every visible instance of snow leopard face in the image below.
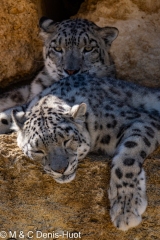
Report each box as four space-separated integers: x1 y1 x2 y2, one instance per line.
12 100 90 183
40 17 118 80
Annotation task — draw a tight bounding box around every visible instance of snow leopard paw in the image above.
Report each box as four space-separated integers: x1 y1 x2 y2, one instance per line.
108 168 147 231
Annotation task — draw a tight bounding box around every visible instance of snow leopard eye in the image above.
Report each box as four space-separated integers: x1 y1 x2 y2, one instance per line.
53 47 63 52
64 138 73 148
84 46 94 53
31 150 45 157
64 138 78 152
27 149 45 160
34 150 45 154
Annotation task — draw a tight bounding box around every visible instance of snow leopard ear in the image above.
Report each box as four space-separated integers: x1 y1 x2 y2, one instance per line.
39 17 56 39
11 110 26 131
71 103 87 123
98 26 119 45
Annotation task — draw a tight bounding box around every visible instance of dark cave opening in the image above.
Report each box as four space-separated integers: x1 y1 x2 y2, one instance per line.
42 0 85 21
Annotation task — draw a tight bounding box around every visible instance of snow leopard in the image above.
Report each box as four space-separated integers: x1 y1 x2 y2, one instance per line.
10 73 160 231
0 17 118 134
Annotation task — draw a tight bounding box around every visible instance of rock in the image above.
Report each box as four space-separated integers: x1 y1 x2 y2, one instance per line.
0 0 43 88
0 133 160 239
74 0 160 87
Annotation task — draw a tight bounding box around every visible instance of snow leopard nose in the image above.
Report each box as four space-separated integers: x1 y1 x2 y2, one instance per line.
52 162 69 174
54 166 68 174
64 69 80 75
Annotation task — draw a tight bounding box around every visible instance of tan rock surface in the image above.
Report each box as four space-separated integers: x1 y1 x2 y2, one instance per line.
0 133 160 240
75 0 160 87
0 0 43 88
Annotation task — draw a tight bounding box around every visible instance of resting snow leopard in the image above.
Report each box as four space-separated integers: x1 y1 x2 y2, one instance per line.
0 17 118 134
10 73 160 231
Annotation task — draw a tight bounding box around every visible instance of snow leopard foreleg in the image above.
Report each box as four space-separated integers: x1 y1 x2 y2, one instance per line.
108 121 158 231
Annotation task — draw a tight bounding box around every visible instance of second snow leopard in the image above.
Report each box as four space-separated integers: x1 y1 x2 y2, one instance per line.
0 17 118 133
11 73 160 231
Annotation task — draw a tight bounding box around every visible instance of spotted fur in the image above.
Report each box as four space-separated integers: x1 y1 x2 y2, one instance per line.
11 73 160 231
0 18 118 133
